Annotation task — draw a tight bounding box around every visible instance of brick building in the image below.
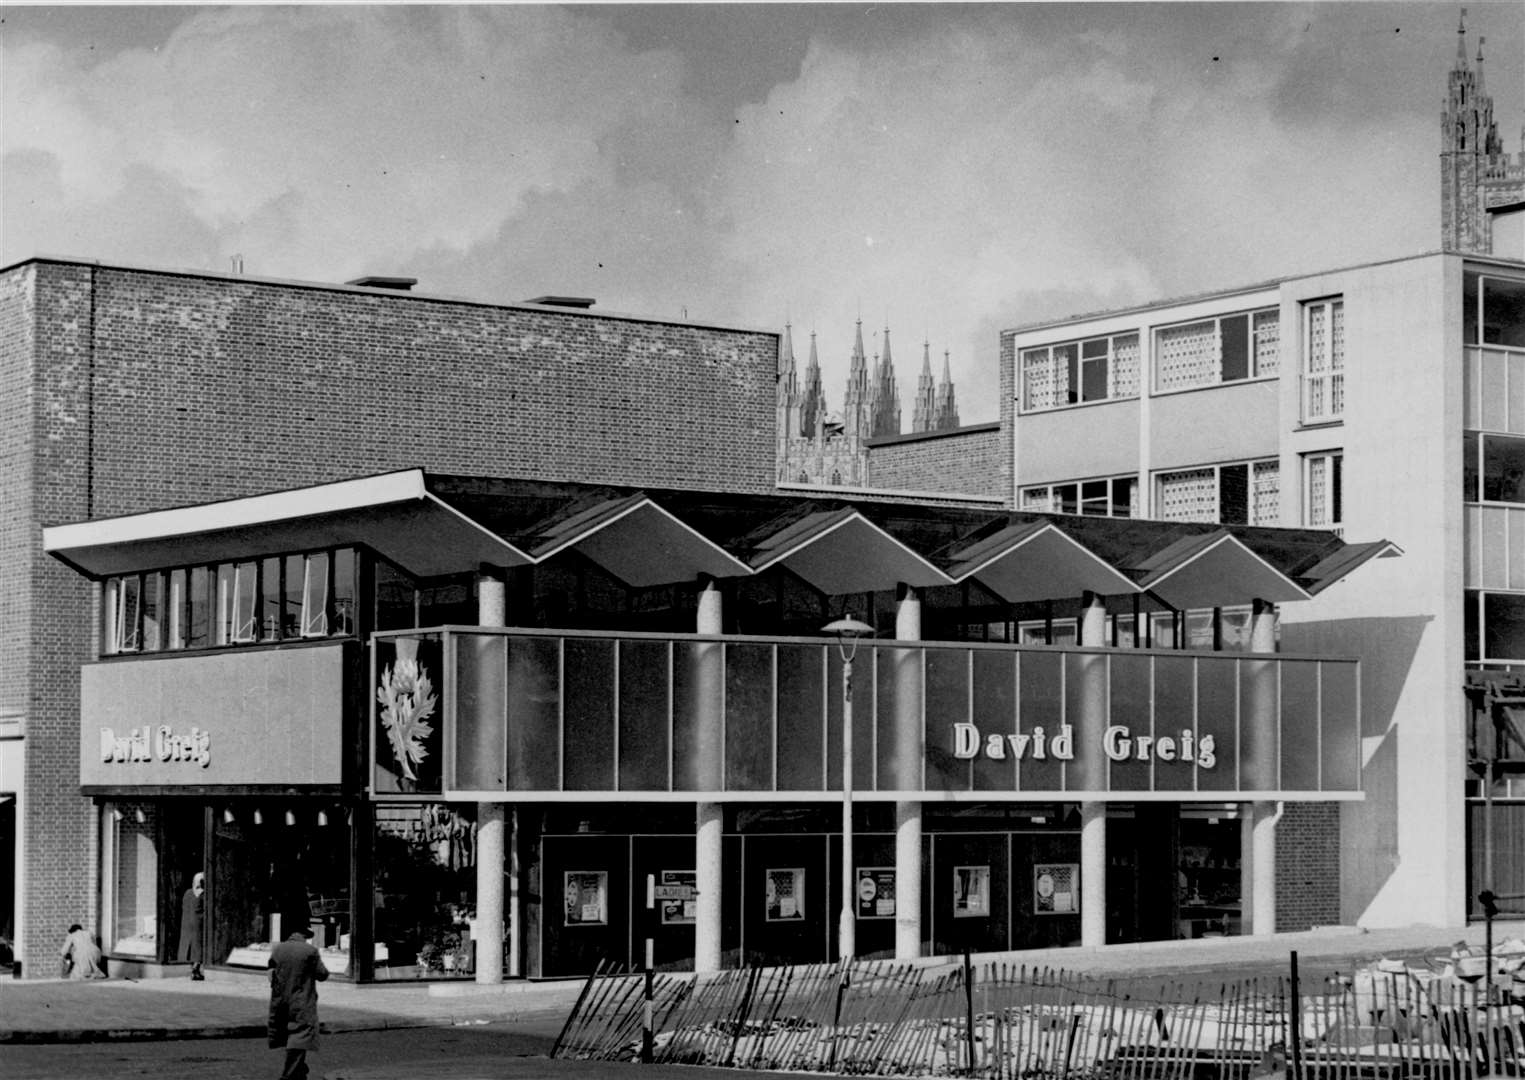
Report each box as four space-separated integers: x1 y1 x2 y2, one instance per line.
0 258 778 977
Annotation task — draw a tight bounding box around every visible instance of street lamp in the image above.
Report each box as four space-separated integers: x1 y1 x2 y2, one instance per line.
823 615 874 962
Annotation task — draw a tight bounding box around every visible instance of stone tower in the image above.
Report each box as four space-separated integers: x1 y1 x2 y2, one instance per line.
911 340 938 433
934 348 961 431
867 327 902 437
1441 12 1525 254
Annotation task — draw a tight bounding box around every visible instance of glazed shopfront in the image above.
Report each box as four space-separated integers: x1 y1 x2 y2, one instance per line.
46 470 1390 979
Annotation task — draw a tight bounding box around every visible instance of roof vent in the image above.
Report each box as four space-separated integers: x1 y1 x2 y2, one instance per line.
347 276 417 291
525 295 596 309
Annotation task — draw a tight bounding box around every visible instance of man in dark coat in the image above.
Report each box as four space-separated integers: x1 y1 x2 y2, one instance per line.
267 924 328 1080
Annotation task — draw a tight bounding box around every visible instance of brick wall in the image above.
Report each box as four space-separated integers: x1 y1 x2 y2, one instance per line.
1276 802 1343 931
863 424 1004 498
3 257 779 976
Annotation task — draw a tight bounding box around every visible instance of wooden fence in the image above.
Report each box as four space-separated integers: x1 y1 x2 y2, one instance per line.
552 955 1525 1078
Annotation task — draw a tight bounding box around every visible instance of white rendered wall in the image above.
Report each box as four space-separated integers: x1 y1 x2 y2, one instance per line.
1277 254 1466 929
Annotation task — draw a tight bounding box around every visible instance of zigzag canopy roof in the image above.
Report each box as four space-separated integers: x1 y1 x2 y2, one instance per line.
44 468 1399 606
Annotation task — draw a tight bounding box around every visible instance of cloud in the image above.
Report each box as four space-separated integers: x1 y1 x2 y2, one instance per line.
4 3 1520 424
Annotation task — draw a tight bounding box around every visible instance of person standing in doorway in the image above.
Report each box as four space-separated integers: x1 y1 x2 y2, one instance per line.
178 871 205 980
267 924 328 1080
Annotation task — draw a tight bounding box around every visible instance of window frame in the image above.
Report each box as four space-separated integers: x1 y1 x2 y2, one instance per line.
1300 297 1345 425
1019 331 1141 413
1020 475 1139 518
1152 458 1280 526
1464 431 1525 504
1151 306 1280 395
1303 450 1344 533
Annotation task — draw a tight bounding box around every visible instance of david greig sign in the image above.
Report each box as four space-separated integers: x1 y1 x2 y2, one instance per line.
951 723 1217 768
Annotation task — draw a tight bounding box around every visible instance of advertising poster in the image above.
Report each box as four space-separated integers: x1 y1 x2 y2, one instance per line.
952 865 990 918
1034 863 1078 915
765 867 805 921
563 871 608 926
660 869 697 925
856 867 896 919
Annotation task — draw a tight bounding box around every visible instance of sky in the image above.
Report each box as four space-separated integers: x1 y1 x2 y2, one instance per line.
4 3 1523 423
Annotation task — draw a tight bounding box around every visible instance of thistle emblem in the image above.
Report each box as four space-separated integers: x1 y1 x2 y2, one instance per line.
377 658 437 781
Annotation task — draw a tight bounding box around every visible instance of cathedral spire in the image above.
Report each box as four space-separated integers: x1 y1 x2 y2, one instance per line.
934 349 961 430
911 339 937 433
801 330 825 438
1456 8 1468 67
867 326 901 437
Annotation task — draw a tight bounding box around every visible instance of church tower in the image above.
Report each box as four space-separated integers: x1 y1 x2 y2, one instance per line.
867 326 902 437
800 331 826 439
842 319 872 443
1441 11 1525 254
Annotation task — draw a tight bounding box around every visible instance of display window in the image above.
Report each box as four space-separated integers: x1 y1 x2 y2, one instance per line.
765 867 806 921
564 872 609 926
855 867 896 920
371 802 478 979
212 803 352 974
103 802 204 964
659 870 697 926
952 865 990 917
1033 864 1078 915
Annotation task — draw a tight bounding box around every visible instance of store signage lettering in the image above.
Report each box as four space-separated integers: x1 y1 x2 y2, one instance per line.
950 723 1215 768
99 725 212 768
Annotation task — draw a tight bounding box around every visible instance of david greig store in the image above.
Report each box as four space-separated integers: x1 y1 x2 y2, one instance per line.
43 469 1395 980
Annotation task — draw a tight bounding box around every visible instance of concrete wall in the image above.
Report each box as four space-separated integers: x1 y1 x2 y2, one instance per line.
0 256 780 977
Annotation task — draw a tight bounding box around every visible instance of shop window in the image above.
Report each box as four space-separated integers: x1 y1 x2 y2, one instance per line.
952 865 991 917
1017 619 1077 646
1154 309 1278 393
563 872 610 926
1021 476 1138 518
372 803 478 979
1021 332 1140 411
187 566 211 649
1155 460 1279 525
764 867 806 921
1468 591 1525 663
1301 298 1345 423
1304 451 1343 532
1464 432 1525 503
1466 273 1525 348
109 805 159 957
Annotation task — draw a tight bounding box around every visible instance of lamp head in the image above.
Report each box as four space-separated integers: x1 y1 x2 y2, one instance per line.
822 615 874 661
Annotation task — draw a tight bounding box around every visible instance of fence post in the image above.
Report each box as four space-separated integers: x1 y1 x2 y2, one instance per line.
964 949 976 1075
642 875 655 1064
1289 951 1303 1080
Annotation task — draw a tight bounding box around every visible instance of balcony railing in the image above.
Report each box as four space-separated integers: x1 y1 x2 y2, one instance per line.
370 628 1361 800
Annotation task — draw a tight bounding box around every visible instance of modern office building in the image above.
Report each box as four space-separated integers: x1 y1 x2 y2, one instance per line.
999 24 1525 930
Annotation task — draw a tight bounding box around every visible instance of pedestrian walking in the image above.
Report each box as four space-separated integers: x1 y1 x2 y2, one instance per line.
178 871 206 979
267 923 328 1080
59 923 106 979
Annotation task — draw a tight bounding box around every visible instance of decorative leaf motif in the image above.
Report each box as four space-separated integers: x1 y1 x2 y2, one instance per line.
377 658 437 781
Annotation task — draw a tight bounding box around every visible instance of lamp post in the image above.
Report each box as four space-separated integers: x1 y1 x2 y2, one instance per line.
823 615 874 962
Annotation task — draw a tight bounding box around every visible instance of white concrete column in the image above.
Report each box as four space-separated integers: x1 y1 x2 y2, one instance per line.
1080 802 1107 947
894 585 923 960
694 578 725 972
1241 600 1278 935
475 803 505 982
476 566 507 983
1078 592 1108 948
1251 801 1279 936
695 802 724 972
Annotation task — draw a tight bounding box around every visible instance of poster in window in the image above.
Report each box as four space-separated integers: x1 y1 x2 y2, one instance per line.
856 867 896 920
765 867 805 922
1034 864 1078 915
563 871 608 926
660 870 697 925
952 865 990 918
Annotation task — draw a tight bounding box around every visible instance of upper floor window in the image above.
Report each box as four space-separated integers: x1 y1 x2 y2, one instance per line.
1020 332 1140 411
1301 298 1345 423
1021 476 1138 518
1464 273 1525 348
102 548 356 656
1465 590 1525 665
1464 432 1525 504
1303 451 1343 533
1155 459 1279 526
1153 309 1278 393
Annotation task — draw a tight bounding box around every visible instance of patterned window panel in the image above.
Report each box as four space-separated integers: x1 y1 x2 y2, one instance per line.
1022 348 1054 410
1307 456 1329 526
1021 488 1054 512
1158 469 1217 522
1156 321 1219 391
1252 460 1280 524
1111 334 1141 397
1253 311 1280 377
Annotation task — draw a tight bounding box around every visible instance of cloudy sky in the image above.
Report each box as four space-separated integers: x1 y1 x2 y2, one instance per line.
4 3 1522 421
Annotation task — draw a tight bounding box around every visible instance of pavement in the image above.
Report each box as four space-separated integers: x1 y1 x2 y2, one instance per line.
3 919 1523 1046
